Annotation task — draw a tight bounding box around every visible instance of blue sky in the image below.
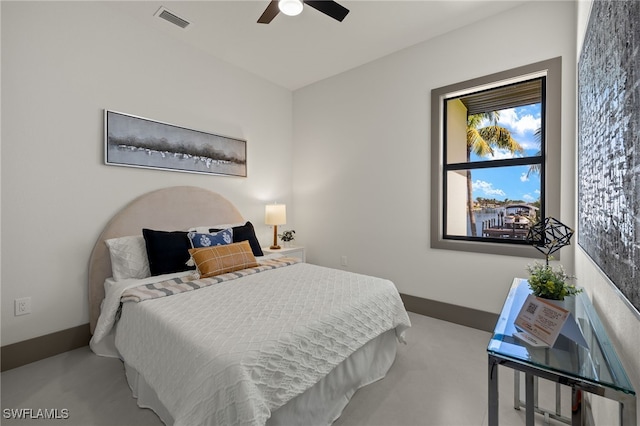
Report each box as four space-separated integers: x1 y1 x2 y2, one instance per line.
469 104 541 203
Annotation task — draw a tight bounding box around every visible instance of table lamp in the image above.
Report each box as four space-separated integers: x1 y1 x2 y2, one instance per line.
265 204 286 249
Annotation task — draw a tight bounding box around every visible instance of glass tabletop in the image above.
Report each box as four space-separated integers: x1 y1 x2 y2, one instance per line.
488 278 635 395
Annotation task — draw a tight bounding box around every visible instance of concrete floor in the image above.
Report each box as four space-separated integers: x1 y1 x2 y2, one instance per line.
2 312 570 425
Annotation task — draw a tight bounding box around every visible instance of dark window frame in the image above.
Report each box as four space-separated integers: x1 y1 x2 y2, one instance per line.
430 57 562 258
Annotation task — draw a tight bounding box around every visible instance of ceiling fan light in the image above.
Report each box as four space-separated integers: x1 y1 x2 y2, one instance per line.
279 0 303 16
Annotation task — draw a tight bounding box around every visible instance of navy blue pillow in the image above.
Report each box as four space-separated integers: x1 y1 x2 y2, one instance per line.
187 228 233 248
142 229 195 276
210 221 263 257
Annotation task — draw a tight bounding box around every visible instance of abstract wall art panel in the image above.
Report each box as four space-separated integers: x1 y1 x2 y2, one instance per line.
105 110 247 177
578 0 640 313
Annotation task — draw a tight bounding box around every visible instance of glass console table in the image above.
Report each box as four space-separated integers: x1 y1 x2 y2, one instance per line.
487 278 636 426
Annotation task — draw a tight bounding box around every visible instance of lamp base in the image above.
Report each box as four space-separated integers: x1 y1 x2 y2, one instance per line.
270 225 281 250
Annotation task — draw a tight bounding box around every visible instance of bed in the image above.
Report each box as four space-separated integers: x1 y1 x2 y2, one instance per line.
89 186 411 426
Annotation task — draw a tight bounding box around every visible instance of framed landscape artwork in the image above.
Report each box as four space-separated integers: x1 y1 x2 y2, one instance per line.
105 110 247 177
577 0 639 313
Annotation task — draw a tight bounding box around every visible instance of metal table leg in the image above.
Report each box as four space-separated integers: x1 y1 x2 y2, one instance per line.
620 393 636 426
526 373 535 426
489 355 499 426
515 370 521 410
571 388 582 426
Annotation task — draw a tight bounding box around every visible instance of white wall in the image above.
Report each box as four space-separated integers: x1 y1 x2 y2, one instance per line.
293 1 577 315
575 1 640 423
1 2 293 345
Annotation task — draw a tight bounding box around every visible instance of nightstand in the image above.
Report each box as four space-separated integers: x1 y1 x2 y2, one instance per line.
261 246 305 262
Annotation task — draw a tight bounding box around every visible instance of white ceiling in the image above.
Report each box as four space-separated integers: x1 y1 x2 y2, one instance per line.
106 1 526 91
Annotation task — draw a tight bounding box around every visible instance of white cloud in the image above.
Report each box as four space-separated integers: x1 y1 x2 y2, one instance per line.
522 190 541 202
473 180 506 197
476 107 541 153
518 139 540 151
520 173 529 182
498 108 541 136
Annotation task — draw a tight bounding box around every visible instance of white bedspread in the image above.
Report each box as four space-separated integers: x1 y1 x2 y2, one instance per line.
97 262 411 426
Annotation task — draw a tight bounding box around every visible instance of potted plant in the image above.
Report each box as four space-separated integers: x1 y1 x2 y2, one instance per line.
278 230 295 247
526 260 581 300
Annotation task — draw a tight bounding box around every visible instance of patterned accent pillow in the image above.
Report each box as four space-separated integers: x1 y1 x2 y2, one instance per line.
105 235 151 281
210 221 264 256
187 228 233 248
188 241 259 279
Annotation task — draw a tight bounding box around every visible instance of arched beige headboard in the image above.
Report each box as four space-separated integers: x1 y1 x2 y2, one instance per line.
88 186 244 333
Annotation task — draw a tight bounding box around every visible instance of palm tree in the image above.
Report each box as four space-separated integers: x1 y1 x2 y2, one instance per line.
466 112 524 236
526 127 542 178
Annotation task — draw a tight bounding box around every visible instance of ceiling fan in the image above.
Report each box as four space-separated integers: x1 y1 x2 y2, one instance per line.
257 0 349 24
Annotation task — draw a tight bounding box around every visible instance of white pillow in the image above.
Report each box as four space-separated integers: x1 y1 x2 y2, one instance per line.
105 235 151 281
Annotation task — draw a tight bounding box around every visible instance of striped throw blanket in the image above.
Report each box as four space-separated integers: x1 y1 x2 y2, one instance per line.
121 257 300 303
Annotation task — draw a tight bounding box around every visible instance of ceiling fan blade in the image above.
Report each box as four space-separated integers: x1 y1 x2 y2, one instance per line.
257 0 280 24
303 1 349 22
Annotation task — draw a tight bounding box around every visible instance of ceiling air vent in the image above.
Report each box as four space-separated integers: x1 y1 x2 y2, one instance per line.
154 7 191 29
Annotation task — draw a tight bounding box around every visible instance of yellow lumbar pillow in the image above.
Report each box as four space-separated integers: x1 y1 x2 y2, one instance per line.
188 240 259 278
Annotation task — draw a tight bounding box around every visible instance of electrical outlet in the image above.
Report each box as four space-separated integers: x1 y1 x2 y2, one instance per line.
341 256 348 267
15 297 31 316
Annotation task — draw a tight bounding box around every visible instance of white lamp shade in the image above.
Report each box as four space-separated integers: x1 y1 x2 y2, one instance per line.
278 0 303 16
265 204 286 226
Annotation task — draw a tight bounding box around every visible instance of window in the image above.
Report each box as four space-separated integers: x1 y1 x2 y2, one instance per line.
431 57 562 257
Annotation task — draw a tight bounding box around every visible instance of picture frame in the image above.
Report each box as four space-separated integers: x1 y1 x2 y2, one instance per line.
104 110 247 177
